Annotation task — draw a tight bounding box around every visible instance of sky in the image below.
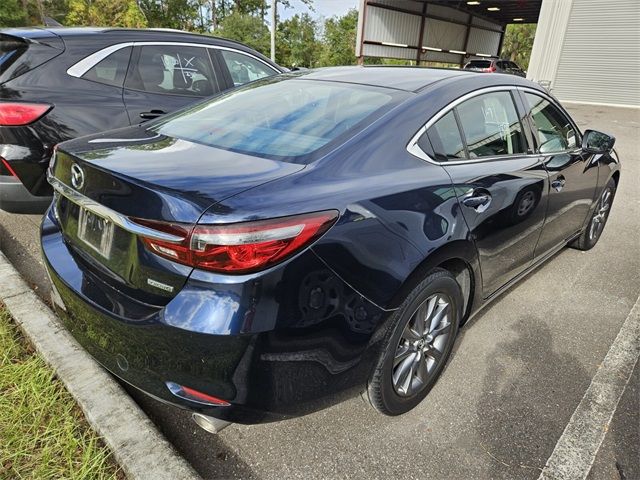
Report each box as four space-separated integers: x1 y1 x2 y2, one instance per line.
280 0 358 20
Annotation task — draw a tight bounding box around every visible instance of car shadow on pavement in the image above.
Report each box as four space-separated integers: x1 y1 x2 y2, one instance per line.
125 385 259 479
474 316 591 480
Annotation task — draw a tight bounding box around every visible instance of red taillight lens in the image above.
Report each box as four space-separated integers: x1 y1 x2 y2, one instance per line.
0 102 52 126
482 66 496 73
133 210 338 274
1 157 18 177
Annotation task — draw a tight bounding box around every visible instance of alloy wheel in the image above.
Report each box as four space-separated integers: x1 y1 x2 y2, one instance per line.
392 294 451 397
589 187 612 241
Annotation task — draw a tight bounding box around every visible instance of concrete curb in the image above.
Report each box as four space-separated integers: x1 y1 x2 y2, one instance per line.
0 251 201 480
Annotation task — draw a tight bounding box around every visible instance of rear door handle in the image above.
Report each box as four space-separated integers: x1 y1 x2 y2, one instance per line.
139 109 166 120
462 193 492 212
551 177 566 192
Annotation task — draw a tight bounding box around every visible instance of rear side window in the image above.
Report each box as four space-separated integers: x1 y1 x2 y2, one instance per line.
220 50 276 87
0 33 62 84
524 93 577 153
456 91 527 158
82 47 131 87
126 45 219 97
153 78 397 162
425 111 466 162
465 60 491 69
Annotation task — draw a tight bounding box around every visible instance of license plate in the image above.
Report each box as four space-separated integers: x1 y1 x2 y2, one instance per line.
77 207 114 258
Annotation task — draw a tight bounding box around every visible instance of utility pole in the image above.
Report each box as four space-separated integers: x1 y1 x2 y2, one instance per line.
270 0 276 61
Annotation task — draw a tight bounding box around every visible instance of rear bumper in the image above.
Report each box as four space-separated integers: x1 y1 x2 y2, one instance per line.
0 175 52 213
41 208 386 423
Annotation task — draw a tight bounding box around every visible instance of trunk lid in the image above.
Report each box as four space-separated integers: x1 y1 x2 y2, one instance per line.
50 126 304 303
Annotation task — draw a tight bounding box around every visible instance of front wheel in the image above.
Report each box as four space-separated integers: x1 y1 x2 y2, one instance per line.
571 178 616 251
367 269 462 416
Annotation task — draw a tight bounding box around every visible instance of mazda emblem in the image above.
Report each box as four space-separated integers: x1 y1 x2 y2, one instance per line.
70 163 85 189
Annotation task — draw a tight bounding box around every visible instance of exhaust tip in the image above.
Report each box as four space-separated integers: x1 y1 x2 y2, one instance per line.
192 413 231 434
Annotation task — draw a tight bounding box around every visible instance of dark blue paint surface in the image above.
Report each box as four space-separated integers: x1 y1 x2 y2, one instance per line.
41 67 621 422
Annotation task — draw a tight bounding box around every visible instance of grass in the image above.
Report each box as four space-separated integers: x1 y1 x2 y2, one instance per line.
0 305 123 479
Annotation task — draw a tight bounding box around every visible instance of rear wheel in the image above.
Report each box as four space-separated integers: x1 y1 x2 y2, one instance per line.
571 178 616 251
367 269 462 415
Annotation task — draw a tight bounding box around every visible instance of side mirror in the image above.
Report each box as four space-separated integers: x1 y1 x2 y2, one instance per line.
582 129 615 154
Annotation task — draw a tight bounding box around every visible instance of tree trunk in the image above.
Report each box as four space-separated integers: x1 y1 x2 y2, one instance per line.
210 0 216 30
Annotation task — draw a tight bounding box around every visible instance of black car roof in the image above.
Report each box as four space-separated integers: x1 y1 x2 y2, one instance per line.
1 26 279 67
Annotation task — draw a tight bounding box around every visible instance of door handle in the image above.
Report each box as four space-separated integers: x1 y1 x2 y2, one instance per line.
551 176 566 192
462 193 492 212
139 109 166 120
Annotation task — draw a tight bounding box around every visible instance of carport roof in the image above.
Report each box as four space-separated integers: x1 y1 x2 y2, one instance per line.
426 0 542 24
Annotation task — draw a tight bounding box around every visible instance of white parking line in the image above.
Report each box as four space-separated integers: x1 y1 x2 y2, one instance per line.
538 295 640 480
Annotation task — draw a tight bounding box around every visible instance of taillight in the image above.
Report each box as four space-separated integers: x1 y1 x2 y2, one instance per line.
0 102 52 126
482 66 496 73
132 210 338 274
1 157 18 177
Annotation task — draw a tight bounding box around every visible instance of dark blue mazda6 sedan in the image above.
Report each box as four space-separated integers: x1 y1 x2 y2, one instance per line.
41 66 620 426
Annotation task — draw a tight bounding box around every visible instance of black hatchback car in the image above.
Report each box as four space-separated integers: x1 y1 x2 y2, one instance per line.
42 67 620 425
0 27 283 213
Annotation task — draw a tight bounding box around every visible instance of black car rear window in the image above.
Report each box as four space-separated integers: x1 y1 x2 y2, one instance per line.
0 33 63 84
466 60 491 68
152 77 402 163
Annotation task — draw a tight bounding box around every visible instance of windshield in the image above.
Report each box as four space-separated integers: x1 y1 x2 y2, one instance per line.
153 77 401 162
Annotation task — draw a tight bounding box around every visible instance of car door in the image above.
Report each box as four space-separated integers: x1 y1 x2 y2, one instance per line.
418 88 549 297
122 44 223 123
519 90 599 257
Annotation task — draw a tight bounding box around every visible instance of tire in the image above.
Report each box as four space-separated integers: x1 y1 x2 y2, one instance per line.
367 269 462 416
570 178 616 251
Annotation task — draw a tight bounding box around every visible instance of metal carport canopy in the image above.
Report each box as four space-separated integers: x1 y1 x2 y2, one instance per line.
356 0 542 65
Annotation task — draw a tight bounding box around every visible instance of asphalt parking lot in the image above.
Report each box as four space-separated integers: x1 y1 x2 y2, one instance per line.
0 104 638 480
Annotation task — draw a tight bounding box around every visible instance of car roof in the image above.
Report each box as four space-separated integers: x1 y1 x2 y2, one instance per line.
298 66 476 92
297 65 541 94
2 26 272 56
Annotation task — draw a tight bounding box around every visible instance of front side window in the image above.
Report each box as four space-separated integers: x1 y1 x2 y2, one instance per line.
456 91 527 158
126 45 218 97
524 93 577 153
220 50 276 86
82 47 131 87
425 111 466 162
153 78 399 162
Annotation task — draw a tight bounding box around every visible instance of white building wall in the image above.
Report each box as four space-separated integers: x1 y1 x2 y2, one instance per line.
529 0 640 108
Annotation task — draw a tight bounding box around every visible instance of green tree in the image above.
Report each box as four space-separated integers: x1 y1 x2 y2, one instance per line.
500 23 537 71
276 12 319 68
66 0 147 27
215 11 270 55
317 9 358 67
0 0 28 27
138 0 201 30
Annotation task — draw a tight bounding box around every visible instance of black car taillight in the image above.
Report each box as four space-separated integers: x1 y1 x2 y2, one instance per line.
131 211 339 274
0 102 52 126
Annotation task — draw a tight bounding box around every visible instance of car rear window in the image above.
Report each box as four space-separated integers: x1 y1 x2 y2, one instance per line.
0 33 63 84
152 77 400 162
466 60 491 69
